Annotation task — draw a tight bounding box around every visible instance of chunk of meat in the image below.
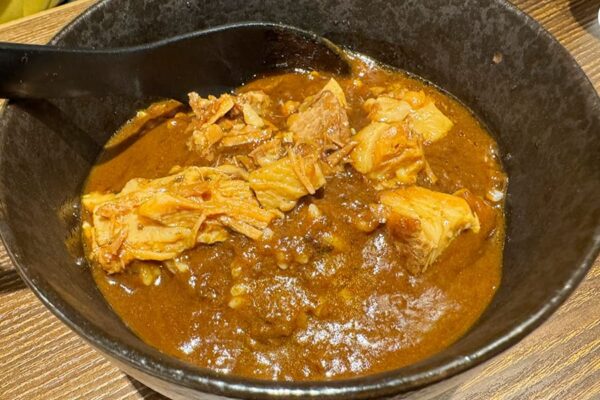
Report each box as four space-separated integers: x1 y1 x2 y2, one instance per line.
363 85 453 143
187 91 275 157
438 189 500 267
288 88 350 152
187 124 224 161
380 186 480 274
188 93 235 126
249 152 326 212
249 137 286 167
408 102 453 143
237 90 272 117
363 96 412 123
240 103 264 127
402 90 428 108
232 91 271 128
220 124 271 147
350 122 427 189
186 93 236 158
82 166 275 273
319 78 347 107
368 84 422 104
454 189 497 238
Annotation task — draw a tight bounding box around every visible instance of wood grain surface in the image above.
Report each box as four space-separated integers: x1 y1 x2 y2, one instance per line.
0 0 599 399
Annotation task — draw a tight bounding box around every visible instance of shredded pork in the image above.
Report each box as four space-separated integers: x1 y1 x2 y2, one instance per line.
85 76 481 276
249 151 326 211
82 166 275 273
187 91 275 161
288 89 351 152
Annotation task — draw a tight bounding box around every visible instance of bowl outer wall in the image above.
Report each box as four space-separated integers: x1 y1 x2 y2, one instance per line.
0 0 598 399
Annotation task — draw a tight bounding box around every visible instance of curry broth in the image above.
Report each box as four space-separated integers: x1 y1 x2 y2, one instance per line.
85 58 505 380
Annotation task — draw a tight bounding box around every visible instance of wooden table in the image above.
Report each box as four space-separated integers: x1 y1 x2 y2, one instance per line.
0 1 598 398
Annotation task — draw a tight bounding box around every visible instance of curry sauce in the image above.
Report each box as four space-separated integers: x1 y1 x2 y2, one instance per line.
83 56 506 380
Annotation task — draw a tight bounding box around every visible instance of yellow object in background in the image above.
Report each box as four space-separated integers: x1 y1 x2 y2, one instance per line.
0 0 61 24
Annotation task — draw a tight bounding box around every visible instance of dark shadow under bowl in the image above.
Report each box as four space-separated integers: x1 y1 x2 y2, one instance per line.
0 0 598 398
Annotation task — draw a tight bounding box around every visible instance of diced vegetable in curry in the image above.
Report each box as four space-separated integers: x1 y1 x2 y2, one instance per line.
82 54 506 380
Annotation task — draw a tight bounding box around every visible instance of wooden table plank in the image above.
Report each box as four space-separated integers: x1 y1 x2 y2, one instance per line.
0 0 598 399
0 0 97 44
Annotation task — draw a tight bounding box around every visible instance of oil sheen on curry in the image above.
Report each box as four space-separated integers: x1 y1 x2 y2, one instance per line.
81 54 507 381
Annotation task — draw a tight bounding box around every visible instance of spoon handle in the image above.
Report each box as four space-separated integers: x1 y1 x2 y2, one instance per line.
0 23 349 100
0 42 135 99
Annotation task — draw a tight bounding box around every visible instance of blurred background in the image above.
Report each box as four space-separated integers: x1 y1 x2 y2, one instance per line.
0 0 65 24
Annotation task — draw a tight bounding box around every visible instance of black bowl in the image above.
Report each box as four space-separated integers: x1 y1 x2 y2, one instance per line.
1 0 598 398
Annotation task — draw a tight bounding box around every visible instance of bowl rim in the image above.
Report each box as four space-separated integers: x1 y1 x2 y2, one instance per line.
2 0 600 398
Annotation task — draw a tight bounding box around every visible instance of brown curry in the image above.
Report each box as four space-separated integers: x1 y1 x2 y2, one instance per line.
81 54 506 380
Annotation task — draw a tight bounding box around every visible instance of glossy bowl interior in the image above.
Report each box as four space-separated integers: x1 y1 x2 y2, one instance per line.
0 0 599 398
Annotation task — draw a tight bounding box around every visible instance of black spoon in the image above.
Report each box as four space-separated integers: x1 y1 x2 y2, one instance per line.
0 22 350 101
